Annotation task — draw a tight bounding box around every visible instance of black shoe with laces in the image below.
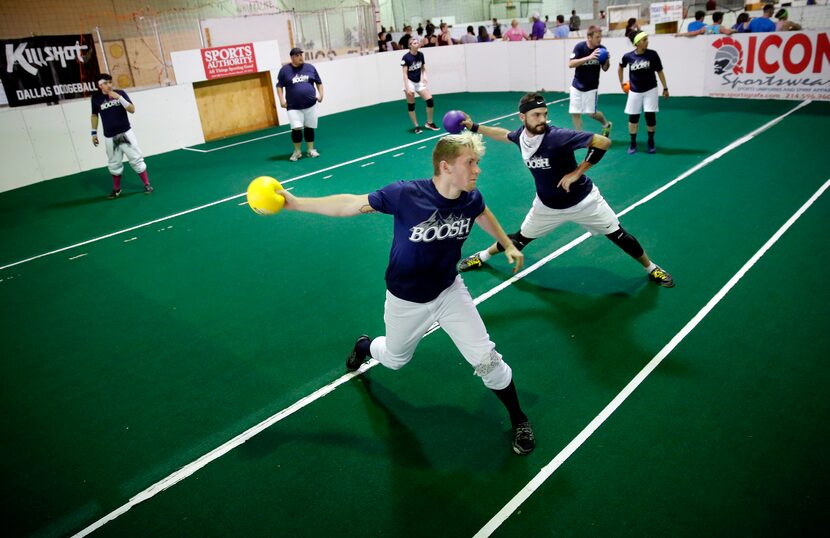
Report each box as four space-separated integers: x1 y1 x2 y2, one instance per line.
107 189 122 199
512 421 535 455
424 122 439 131
144 184 154 194
413 126 423 134
346 335 371 371
648 267 674 288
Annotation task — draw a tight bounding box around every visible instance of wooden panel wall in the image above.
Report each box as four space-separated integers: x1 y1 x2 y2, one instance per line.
193 72 277 141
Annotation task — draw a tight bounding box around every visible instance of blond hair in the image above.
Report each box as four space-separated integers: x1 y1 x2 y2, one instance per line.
432 131 486 175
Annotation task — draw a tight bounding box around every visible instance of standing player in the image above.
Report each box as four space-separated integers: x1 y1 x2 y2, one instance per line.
618 33 669 154
276 132 536 455
401 39 439 134
457 93 674 288
277 48 324 161
568 25 613 136
91 74 152 199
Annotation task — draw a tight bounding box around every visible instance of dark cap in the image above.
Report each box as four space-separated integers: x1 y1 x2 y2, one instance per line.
289 47 303 56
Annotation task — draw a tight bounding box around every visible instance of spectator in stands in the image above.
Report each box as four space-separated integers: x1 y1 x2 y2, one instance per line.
461 25 478 44
688 11 706 33
625 18 640 43
552 15 570 38
531 12 546 40
732 12 750 33
503 19 529 41
477 25 492 42
378 31 387 53
775 9 802 31
570 10 581 32
438 22 454 46
415 26 424 44
425 20 436 36
492 18 503 39
399 25 413 49
748 4 776 32
423 26 438 47
677 11 734 36
386 33 399 51
600 11 606 20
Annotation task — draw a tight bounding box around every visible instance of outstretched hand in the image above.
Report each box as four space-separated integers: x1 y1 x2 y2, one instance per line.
275 189 298 210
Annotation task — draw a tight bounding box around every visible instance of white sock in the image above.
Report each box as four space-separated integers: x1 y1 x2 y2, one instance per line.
480 249 492 262
645 262 657 273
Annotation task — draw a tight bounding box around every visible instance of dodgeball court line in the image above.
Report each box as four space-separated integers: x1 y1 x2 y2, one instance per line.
2 99 568 273
474 177 830 537
70 99 808 538
182 130 291 153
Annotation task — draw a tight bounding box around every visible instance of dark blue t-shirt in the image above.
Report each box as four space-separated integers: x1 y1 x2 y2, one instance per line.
508 125 595 209
748 17 776 33
91 90 132 137
619 49 663 93
276 63 322 110
571 41 606 91
368 179 485 303
401 52 425 83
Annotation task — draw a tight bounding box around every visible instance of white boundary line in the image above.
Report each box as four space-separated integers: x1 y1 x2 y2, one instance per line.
70 100 810 538
182 130 292 153
1 100 567 273
474 177 830 538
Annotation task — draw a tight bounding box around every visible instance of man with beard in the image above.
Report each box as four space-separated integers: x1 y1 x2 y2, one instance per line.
277 47 324 161
456 93 674 288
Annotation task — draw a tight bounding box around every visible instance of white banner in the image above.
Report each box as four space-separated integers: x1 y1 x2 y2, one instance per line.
650 2 683 25
705 31 830 101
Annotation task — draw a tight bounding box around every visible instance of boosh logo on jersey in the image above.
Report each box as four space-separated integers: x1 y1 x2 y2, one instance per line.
409 211 472 242
525 156 550 170
706 32 830 100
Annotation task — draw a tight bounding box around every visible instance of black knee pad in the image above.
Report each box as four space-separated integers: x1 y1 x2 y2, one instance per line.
645 112 656 127
425 98 434 108
291 129 303 143
606 226 645 259
629 114 641 124
496 232 534 252
407 102 416 111
304 127 315 142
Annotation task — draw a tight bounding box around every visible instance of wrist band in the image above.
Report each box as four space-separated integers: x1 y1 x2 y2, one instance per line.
91 130 97 135
471 123 480 133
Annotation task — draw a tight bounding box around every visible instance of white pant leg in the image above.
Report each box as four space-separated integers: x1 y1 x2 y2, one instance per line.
434 277 513 390
370 290 438 371
105 135 124 176
120 129 146 174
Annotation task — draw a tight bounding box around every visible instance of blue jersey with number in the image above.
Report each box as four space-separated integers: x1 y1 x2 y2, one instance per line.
368 179 485 303
276 63 322 110
508 125 595 209
91 90 132 137
619 49 663 93
571 41 606 91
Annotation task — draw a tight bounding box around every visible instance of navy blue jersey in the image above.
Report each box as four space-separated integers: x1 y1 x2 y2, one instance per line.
276 63 322 110
619 49 663 93
508 125 595 209
368 179 485 303
91 90 132 137
401 51 425 83
571 41 606 91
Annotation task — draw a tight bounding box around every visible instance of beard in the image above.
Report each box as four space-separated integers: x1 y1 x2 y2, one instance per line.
525 122 546 135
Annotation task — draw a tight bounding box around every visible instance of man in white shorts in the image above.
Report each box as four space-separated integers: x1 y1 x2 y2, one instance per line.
457 93 674 288
568 25 613 136
275 132 536 455
401 39 439 134
91 73 153 198
618 32 669 154
277 48 324 161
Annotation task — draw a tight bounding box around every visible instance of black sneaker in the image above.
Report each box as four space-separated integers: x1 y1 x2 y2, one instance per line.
424 122 439 131
413 126 423 134
647 141 656 154
346 335 371 371
649 267 675 288
144 185 154 194
457 253 484 272
512 421 535 455
107 189 122 199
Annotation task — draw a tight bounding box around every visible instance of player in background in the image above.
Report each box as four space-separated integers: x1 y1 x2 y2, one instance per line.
277 47 324 161
568 25 613 136
91 73 152 199
401 39 439 134
618 32 669 154
276 132 536 455
457 93 674 288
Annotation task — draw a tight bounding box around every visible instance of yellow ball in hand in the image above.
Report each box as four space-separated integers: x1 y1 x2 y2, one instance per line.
246 176 285 215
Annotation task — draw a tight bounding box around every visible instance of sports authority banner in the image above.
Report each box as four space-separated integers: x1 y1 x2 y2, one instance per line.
650 2 683 25
705 31 830 100
0 34 100 107
201 43 257 80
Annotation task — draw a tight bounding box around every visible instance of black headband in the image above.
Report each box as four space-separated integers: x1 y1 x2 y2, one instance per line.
519 98 547 114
